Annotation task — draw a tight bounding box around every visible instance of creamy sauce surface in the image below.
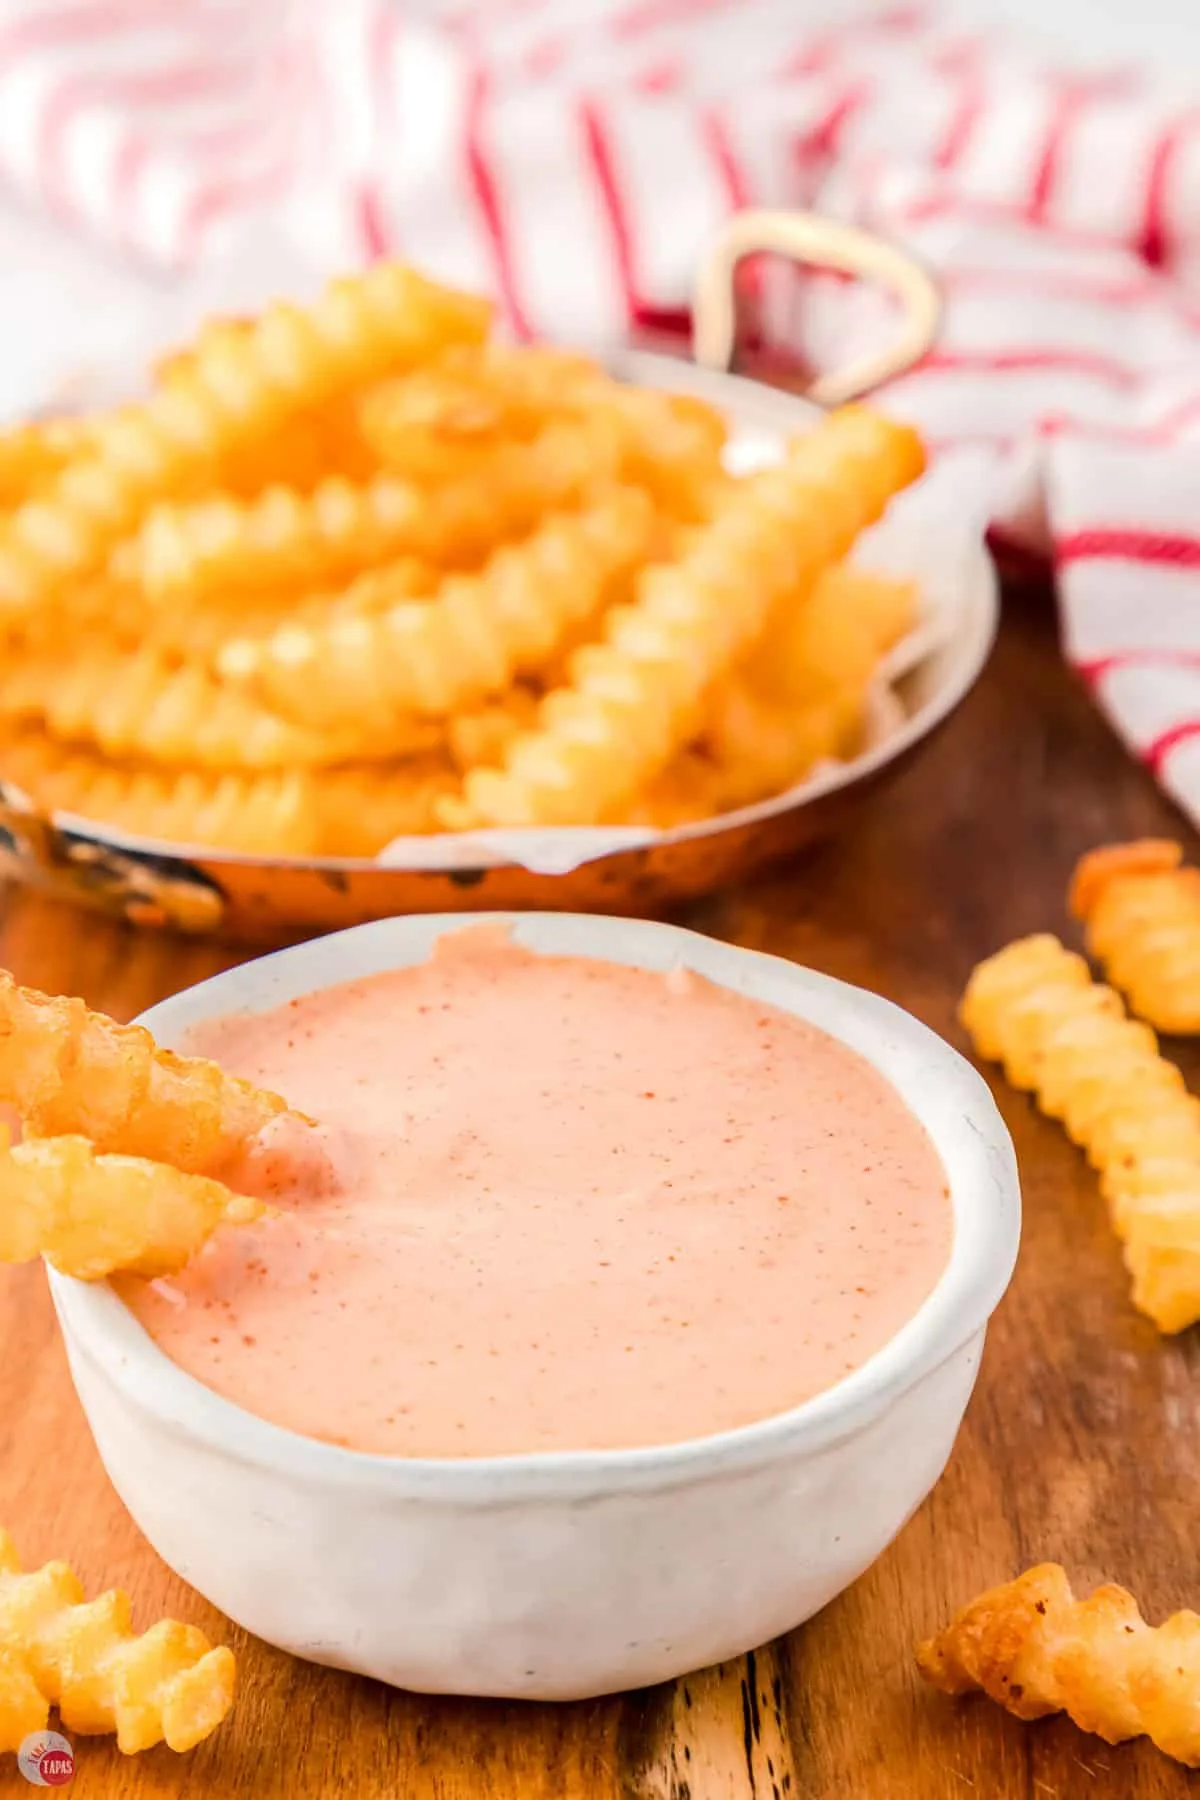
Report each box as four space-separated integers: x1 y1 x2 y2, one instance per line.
120 929 952 1456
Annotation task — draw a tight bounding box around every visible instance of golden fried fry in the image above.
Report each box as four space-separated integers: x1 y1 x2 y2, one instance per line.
96 552 438 665
0 967 305 1174
219 486 656 727
1069 839 1200 1033
0 1528 235 1754
363 355 725 516
746 563 918 707
692 562 920 809
0 263 489 614
619 749 726 828
0 642 439 770
696 681 858 812
359 344 605 464
0 1130 263 1280
604 386 728 521
917 1563 1200 1768
454 408 924 828
0 418 92 510
0 730 320 855
312 758 460 856
130 412 615 606
0 1642 47 1749
960 933 1200 1331
447 686 542 774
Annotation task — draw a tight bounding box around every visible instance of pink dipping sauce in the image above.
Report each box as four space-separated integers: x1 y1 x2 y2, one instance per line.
119 929 952 1457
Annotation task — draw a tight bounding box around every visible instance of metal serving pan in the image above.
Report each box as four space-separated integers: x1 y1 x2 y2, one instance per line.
0 213 994 944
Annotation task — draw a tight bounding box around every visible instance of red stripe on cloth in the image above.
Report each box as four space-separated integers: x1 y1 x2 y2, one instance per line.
776 42 833 79
1144 720 1200 775
1037 407 1200 447
579 96 642 323
630 307 693 337
896 192 1123 249
778 4 931 76
633 59 683 93
1026 74 1139 225
355 183 392 261
794 82 870 169
1078 648 1200 681
523 36 566 77
1140 109 1200 268
1058 529 1200 568
1027 81 1090 223
0 0 210 63
581 102 712 335
463 66 532 340
934 53 984 171
611 0 736 40
914 348 1143 387
701 108 751 210
870 4 929 31
941 267 1164 306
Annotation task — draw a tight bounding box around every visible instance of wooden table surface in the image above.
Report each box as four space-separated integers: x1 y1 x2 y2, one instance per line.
2 577 1198 1799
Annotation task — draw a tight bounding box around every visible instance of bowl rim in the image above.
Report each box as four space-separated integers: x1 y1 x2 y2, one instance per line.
48 911 1020 1501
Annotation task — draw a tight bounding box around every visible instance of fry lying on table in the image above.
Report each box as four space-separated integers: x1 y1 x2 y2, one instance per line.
919 1564 1200 1769
961 838 1200 1334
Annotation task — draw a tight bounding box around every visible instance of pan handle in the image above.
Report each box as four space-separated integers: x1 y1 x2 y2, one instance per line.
691 208 940 406
0 783 226 933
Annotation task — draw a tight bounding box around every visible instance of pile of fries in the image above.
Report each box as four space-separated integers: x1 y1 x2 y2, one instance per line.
0 261 924 858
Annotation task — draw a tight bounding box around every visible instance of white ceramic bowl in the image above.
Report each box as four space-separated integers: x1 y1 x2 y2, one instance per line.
49 913 1020 1700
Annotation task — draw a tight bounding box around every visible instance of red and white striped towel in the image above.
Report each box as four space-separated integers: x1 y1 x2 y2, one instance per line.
5 0 1200 818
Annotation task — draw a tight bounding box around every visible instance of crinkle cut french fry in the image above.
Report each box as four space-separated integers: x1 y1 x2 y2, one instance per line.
691 562 920 811
131 411 617 606
359 344 607 463
363 353 727 511
0 418 92 510
0 967 305 1174
94 552 439 664
312 758 460 857
0 730 322 856
604 386 729 520
454 407 925 828
745 563 919 707
0 1528 235 1754
0 641 440 770
1070 839 1200 1033
696 680 858 813
218 485 656 727
0 1129 264 1280
0 263 489 614
917 1563 1200 1768
0 1641 48 1749
447 687 542 774
959 933 1200 1331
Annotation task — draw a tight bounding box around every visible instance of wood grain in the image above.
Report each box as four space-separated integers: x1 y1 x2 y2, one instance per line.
3 579 1198 1797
